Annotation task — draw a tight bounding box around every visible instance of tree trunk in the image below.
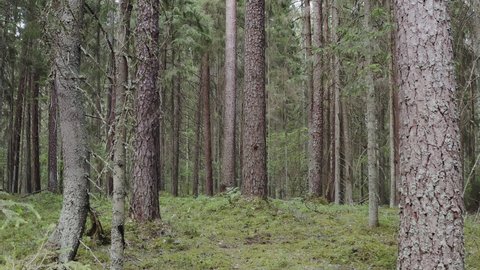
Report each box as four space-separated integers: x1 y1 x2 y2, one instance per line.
202 52 213 196
131 0 160 222
364 0 379 227
111 0 131 268
10 70 26 193
332 0 341 204
24 75 32 194
31 73 40 192
193 95 201 197
242 0 267 198
50 0 89 262
48 73 58 193
171 51 181 197
394 0 465 268
221 0 237 192
308 0 323 197
342 98 353 204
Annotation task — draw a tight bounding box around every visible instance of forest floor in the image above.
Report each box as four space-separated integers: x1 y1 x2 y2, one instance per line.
1 192 480 270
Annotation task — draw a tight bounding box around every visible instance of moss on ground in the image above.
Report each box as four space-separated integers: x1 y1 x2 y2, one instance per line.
1 192 480 269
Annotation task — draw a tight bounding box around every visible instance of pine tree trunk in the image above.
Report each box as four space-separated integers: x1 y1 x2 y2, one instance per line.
242 0 267 198
394 0 465 267
48 74 58 193
202 52 214 196
364 0 379 227
31 73 40 192
24 75 32 194
111 0 131 267
342 98 353 204
332 0 341 204
308 0 323 197
171 51 181 197
10 70 26 193
221 0 237 191
193 96 201 197
131 0 160 222
50 0 89 262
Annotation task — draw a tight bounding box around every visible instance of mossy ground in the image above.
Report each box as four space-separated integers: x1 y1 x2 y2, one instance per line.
1 192 480 269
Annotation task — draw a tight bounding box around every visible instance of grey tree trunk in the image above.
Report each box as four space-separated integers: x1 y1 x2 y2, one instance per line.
364 0 379 227
48 73 58 193
201 52 213 196
308 0 323 197
342 99 353 204
31 73 40 192
49 0 89 262
221 0 237 191
242 0 267 198
131 0 160 222
394 0 465 268
332 0 341 204
110 0 131 268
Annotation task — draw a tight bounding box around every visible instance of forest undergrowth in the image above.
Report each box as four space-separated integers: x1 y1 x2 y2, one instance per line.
1 191 480 270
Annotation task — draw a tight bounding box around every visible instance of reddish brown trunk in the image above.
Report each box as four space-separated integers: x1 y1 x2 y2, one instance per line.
131 0 160 222
242 0 267 198
221 0 237 191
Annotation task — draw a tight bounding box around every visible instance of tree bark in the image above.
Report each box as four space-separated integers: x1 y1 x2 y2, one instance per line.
10 70 27 193
342 98 353 204
31 73 40 192
48 73 58 193
50 0 89 262
193 95 202 197
364 0 379 227
221 0 237 192
308 0 323 197
24 75 32 194
131 0 160 222
332 0 341 204
394 0 465 268
202 52 213 196
242 0 267 198
171 51 181 197
111 0 131 268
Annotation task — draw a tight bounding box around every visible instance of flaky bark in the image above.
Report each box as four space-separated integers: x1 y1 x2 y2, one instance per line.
364 0 379 227
131 0 160 222
201 52 213 196
221 0 237 191
242 0 267 198
50 0 89 262
111 0 131 268
394 0 465 268
308 0 323 197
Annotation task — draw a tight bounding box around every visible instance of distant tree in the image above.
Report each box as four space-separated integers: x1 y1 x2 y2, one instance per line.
394 0 465 267
308 0 323 197
364 0 379 227
221 0 237 192
242 0 267 198
48 74 58 193
201 52 213 196
131 0 161 222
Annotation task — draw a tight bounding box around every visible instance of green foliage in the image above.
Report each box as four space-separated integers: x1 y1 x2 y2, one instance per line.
2 193 480 269
0 192 41 229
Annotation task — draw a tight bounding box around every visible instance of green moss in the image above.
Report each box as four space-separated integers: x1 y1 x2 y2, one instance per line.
1 193 480 269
